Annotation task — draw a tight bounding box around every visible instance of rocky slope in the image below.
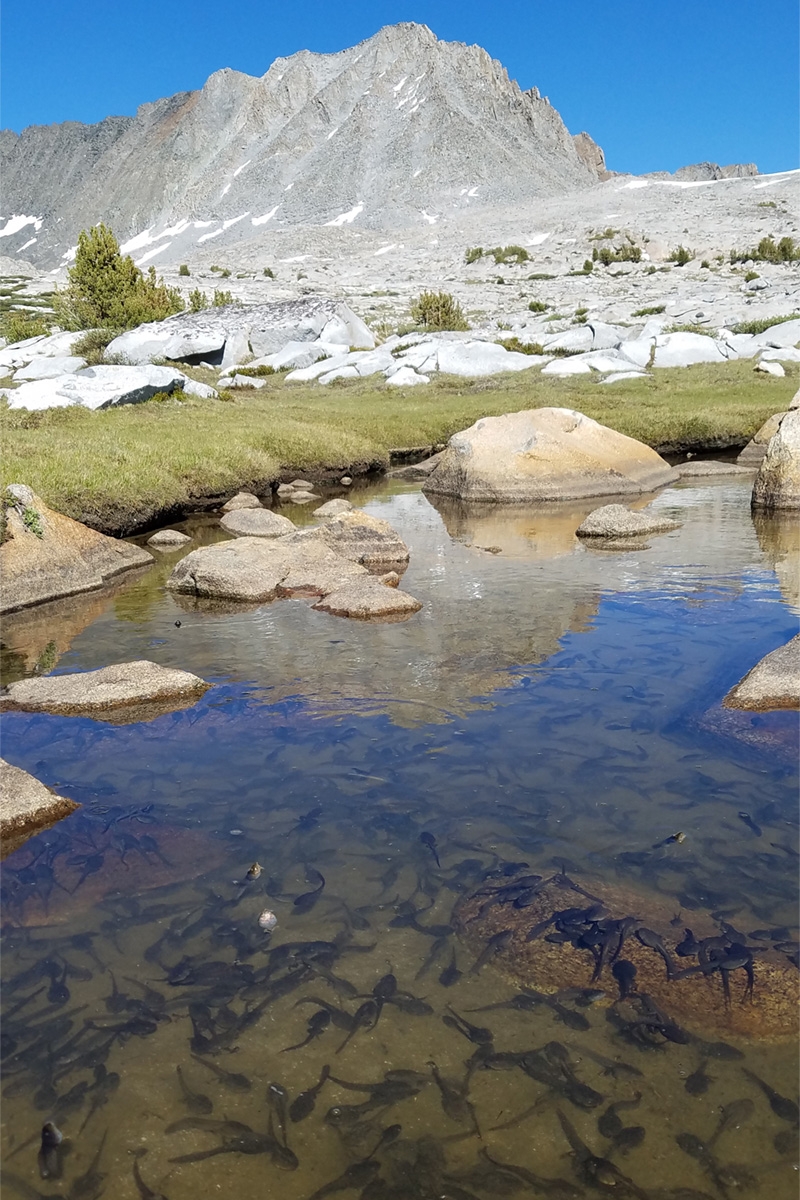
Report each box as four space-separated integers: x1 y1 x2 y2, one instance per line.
1 23 596 268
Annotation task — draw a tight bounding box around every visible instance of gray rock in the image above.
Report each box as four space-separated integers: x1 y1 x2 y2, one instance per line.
312 498 353 518
0 661 210 721
541 356 593 376
181 378 218 398
220 329 252 370
220 508 295 537
222 373 267 389
147 529 192 549
285 490 321 503
0 758 79 839
752 318 800 349
386 365 431 386
752 408 800 510
738 411 788 465
292 510 410 567
589 322 624 350
13 355 87 380
600 371 649 384
3 365 186 411
543 326 594 353
723 634 800 711
388 451 444 480
652 332 726 368
576 503 681 539
166 536 368 603
313 578 422 620
1 485 152 614
222 491 262 511
676 460 755 477
755 360 785 377
423 407 676 503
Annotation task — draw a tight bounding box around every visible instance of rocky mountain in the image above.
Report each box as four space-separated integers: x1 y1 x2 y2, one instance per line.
0 23 598 268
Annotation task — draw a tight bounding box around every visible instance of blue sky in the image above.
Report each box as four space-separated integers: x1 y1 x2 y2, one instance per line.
2 0 797 174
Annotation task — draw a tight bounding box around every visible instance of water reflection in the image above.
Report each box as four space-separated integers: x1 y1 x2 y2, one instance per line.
0 478 797 1199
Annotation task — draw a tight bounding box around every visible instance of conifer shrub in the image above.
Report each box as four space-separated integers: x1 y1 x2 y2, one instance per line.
212 289 234 307
53 224 184 331
179 264 190 276
0 310 53 344
668 245 694 266
488 245 529 265
188 289 208 312
527 300 549 313
410 291 469 331
263 267 275 278
464 247 483 264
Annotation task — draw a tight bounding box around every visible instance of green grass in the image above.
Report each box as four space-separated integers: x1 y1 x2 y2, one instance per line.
2 359 795 534
731 312 800 335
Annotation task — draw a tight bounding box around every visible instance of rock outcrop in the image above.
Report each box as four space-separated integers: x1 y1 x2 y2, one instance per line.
422 408 676 503
0 758 79 841
738 411 788 465
724 635 800 711
576 504 681 539
1 485 152 614
106 299 374 366
0 661 211 722
751 409 800 510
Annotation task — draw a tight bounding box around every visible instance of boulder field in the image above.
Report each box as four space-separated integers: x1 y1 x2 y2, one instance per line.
422 407 676 502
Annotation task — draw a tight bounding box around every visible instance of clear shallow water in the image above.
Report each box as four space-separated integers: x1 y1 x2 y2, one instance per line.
1 478 798 1200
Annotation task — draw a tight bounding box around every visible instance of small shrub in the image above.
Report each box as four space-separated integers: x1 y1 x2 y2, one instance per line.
178 264 190 276
219 269 231 279
212 289 234 307
498 336 544 355
464 247 483 265
632 304 665 317
731 312 800 335
757 200 777 209
488 245 529 266
545 313 566 322
233 364 276 378
527 300 548 313
528 273 555 281
668 245 694 266
583 259 593 273
263 267 275 279
497 320 512 331
188 288 208 313
72 327 116 365
744 270 759 282
410 291 469 331
645 265 657 275
701 260 710 269
666 322 714 335
217 389 235 403
573 307 589 325
0 310 53 344
210 265 221 273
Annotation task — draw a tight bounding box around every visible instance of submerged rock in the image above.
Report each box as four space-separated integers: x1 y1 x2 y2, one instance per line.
293 510 411 567
0 758 79 842
220 509 295 537
1 485 152 615
751 409 800 510
576 503 681 539
0 661 211 723
423 408 676 503
724 634 800 712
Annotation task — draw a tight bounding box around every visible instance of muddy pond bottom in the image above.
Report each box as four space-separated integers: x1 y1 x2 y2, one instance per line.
1 478 798 1200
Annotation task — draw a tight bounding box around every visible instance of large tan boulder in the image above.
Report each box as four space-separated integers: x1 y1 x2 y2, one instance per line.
738 411 788 465
313 579 422 620
0 758 79 839
1 484 152 614
0 661 210 723
422 408 675 502
751 409 800 510
724 635 800 711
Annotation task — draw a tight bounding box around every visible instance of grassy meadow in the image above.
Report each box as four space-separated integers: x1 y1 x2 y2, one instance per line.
1 358 795 534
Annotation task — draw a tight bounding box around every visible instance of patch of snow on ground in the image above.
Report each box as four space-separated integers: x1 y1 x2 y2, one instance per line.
136 244 171 266
327 127 339 140
252 207 279 227
374 244 396 256
281 255 312 263
120 229 155 254
420 211 438 225
221 184 231 196
393 77 408 94
325 202 364 227
233 161 251 177
0 215 42 238
622 180 648 190
467 187 479 198
413 168 422 178
193 220 215 228
222 213 250 230
198 228 224 244
285 183 294 191
527 233 550 245
17 238 37 252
